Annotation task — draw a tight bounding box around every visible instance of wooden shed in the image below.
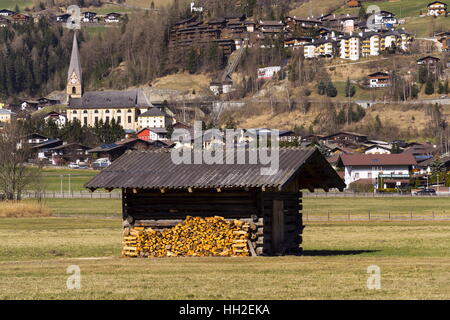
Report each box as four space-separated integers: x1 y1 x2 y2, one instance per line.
85 148 345 256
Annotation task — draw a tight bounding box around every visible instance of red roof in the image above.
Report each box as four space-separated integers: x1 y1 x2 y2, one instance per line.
339 154 417 166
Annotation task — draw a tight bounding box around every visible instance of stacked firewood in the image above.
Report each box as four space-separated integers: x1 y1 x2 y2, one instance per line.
122 216 256 257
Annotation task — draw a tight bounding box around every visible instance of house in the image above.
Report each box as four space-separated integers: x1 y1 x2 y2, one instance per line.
43 111 67 128
417 56 441 66
56 14 71 23
48 143 91 166
137 127 169 141
209 77 234 95
38 97 61 107
137 108 173 129
83 12 97 22
0 109 14 123
402 142 438 162
88 138 166 165
10 13 30 24
373 11 398 29
30 139 63 161
257 66 281 80
0 9 15 16
0 16 10 27
20 100 39 111
367 72 390 88
364 145 392 155
104 12 121 23
428 1 447 16
338 153 417 190
85 148 345 256
321 131 368 145
20 133 51 148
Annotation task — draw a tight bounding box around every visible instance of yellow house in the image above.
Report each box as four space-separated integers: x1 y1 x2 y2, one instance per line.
0 109 14 123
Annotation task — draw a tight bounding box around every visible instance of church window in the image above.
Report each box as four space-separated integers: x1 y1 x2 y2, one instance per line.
128 116 132 123
117 116 121 123
83 110 88 114
105 110 110 114
94 110 99 114
72 87 76 94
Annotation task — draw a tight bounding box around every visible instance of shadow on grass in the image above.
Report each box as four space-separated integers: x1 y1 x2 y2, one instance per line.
301 250 380 256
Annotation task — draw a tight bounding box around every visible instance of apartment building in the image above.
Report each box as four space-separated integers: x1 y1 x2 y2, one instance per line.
339 35 361 60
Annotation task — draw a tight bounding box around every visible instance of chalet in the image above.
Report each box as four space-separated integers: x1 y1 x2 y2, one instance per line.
48 143 91 166
88 138 165 165
0 16 10 27
402 142 438 162
320 131 368 145
137 127 169 141
10 13 30 24
85 148 345 256
104 12 121 23
435 32 450 51
83 12 97 22
137 108 173 129
284 37 313 49
20 100 39 111
373 11 397 28
258 20 286 34
31 139 63 161
417 56 441 66
428 1 447 16
19 133 50 148
364 145 392 155
367 72 390 88
56 14 71 23
43 111 67 128
0 9 15 16
285 16 323 30
338 153 417 190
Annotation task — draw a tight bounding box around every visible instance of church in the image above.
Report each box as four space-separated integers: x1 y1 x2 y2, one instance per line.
66 32 171 131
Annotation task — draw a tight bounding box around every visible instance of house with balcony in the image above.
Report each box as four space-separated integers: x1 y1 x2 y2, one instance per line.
338 153 417 190
428 1 447 16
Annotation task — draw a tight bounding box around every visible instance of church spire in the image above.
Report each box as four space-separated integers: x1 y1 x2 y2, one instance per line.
67 32 82 99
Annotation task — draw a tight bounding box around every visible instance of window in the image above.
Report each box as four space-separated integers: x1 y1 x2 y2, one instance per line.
128 116 132 123
94 110 99 114
105 116 109 123
368 172 372 179
95 117 98 123
127 109 132 113
354 173 360 179
83 110 88 114
117 116 121 124
83 117 87 126
72 87 76 94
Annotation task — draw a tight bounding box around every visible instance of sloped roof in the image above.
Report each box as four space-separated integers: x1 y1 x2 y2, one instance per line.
339 153 416 166
85 148 345 191
139 108 168 117
68 90 153 109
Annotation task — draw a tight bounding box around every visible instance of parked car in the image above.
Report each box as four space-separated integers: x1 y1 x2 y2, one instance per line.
68 163 79 169
414 188 436 196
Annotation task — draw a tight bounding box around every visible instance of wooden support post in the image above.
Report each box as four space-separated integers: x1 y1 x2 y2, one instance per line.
272 199 284 255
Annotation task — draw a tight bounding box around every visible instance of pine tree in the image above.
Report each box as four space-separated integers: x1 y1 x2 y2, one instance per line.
318 80 326 95
326 81 337 97
425 80 435 95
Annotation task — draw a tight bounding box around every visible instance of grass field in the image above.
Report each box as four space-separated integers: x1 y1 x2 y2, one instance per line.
2 197 450 299
0 0 33 11
39 168 99 193
1 217 450 299
402 16 450 37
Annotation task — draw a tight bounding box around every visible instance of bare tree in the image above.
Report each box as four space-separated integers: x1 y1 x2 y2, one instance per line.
0 123 43 200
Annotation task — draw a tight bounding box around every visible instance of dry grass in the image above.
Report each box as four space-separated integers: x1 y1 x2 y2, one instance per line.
0 202 49 218
290 0 347 17
150 72 211 92
1 218 450 299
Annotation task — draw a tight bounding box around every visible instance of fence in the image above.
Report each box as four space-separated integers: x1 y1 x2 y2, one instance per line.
303 192 450 198
21 191 121 199
304 211 450 222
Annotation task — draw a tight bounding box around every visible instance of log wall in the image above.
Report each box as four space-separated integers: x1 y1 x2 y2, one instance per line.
122 188 303 256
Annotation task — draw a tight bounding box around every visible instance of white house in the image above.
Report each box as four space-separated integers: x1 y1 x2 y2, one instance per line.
428 1 447 16
44 111 67 128
364 145 392 154
368 72 390 88
257 66 281 80
338 153 416 189
137 108 173 129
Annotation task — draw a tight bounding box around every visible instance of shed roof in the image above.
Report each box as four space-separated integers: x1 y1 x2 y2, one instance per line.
85 148 345 191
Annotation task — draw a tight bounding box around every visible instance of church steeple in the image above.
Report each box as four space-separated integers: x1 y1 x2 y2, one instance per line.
67 32 82 99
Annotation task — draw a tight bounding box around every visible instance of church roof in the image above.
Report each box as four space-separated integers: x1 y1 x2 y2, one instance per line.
68 90 153 109
68 32 82 83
